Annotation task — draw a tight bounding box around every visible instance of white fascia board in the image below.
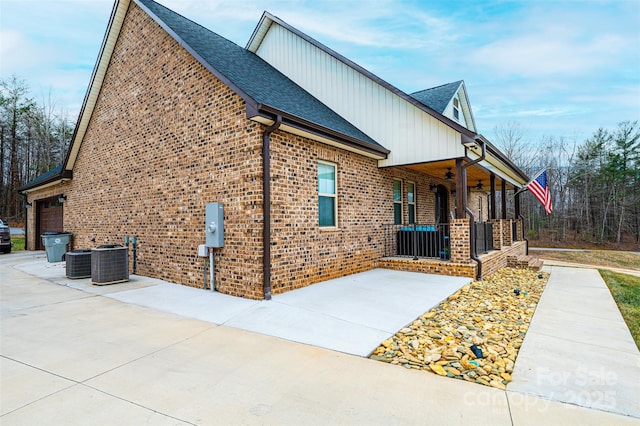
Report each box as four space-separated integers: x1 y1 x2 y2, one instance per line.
246 12 274 52
457 82 476 133
467 149 527 187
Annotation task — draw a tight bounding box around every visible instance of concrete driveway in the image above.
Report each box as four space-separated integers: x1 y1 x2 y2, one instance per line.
14 255 471 357
3 251 637 425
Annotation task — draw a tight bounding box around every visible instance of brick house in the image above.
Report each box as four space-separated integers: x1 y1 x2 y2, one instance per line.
20 0 530 300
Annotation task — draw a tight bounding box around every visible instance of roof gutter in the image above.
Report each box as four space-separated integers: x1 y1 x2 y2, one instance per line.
462 138 486 280
18 169 73 193
262 114 282 300
255 104 389 158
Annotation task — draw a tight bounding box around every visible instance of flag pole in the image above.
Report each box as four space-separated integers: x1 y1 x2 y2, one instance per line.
512 169 545 198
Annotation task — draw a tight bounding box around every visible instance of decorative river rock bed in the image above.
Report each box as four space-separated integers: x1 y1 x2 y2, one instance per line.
370 267 550 390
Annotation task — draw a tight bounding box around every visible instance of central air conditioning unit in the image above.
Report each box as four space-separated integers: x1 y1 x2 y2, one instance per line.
66 250 92 279
91 245 129 285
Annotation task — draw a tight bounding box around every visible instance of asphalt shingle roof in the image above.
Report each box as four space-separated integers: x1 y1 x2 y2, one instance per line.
410 81 462 114
19 165 63 191
138 0 381 148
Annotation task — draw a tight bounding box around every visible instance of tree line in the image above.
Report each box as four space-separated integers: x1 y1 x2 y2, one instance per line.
495 121 640 248
0 76 73 221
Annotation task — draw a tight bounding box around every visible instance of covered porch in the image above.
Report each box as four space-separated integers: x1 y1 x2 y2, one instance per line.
380 137 530 279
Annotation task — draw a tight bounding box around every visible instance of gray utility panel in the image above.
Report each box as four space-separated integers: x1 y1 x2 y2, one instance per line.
205 203 224 248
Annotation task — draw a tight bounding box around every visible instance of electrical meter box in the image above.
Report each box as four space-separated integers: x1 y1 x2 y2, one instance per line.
205 203 224 247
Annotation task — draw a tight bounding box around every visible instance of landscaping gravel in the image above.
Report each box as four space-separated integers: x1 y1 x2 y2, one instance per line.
370 267 549 389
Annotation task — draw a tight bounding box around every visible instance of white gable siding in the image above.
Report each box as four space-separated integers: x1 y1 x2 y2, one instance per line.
255 24 464 167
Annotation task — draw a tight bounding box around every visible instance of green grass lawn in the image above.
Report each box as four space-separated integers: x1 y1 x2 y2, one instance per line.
599 269 640 350
11 235 25 251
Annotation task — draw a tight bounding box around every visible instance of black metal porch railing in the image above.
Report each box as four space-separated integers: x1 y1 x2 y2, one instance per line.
512 220 519 242
383 223 450 260
474 221 494 254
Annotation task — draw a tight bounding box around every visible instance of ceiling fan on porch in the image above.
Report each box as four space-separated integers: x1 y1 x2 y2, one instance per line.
444 168 454 181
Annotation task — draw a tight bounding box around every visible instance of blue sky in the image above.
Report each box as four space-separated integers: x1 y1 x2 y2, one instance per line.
1 0 639 146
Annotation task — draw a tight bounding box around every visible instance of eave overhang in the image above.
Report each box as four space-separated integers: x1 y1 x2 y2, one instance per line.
466 135 529 187
59 0 386 187
19 170 73 194
63 0 131 172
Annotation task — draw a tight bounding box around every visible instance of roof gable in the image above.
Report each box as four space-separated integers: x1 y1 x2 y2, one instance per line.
137 0 383 153
411 81 462 114
411 81 476 132
247 12 475 140
57 0 387 184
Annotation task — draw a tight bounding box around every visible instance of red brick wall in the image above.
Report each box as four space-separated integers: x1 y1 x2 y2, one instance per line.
24 2 461 299
480 241 527 277
269 136 455 294
28 3 264 298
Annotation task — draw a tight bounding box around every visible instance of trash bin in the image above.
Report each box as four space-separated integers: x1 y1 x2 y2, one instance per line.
41 232 72 263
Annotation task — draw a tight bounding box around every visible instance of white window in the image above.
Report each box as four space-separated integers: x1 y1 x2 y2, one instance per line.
318 161 337 227
407 182 416 224
393 179 402 225
453 98 460 120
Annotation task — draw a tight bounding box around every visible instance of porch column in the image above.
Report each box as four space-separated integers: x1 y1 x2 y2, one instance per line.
490 174 496 220
501 218 513 246
455 158 465 219
514 191 521 218
490 219 503 249
501 179 507 219
450 218 471 263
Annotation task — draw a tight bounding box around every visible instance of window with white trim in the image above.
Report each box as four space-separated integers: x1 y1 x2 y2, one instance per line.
318 161 337 227
407 181 416 224
453 97 460 121
393 179 402 225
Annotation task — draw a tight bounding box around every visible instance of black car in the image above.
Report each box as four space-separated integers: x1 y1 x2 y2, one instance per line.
0 220 12 253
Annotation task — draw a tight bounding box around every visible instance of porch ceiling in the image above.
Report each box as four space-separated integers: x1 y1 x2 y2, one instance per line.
406 160 518 190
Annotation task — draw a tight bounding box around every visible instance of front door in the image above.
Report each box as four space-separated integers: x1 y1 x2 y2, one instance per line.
36 197 64 250
435 185 449 224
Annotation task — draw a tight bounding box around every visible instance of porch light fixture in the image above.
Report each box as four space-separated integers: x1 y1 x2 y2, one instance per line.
25 202 32 209
58 194 67 203
445 168 454 181
476 180 484 190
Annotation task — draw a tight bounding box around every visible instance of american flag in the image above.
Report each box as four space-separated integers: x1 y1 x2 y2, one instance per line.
527 170 552 215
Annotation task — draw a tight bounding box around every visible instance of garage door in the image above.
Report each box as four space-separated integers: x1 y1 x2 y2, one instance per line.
37 197 63 250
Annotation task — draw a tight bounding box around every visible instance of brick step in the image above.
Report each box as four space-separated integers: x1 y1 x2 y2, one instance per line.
507 255 544 271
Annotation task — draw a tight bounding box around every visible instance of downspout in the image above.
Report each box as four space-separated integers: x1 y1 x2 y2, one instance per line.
262 115 282 300
515 192 529 255
462 139 486 280
20 193 29 250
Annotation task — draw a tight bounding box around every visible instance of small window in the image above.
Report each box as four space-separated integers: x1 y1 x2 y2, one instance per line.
393 179 402 225
318 161 337 227
407 182 416 224
453 98 460 120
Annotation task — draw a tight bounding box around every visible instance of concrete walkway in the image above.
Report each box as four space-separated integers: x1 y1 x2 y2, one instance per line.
539 258 640 278
2 251 639 425
13 255 471 357
509 265 640 418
